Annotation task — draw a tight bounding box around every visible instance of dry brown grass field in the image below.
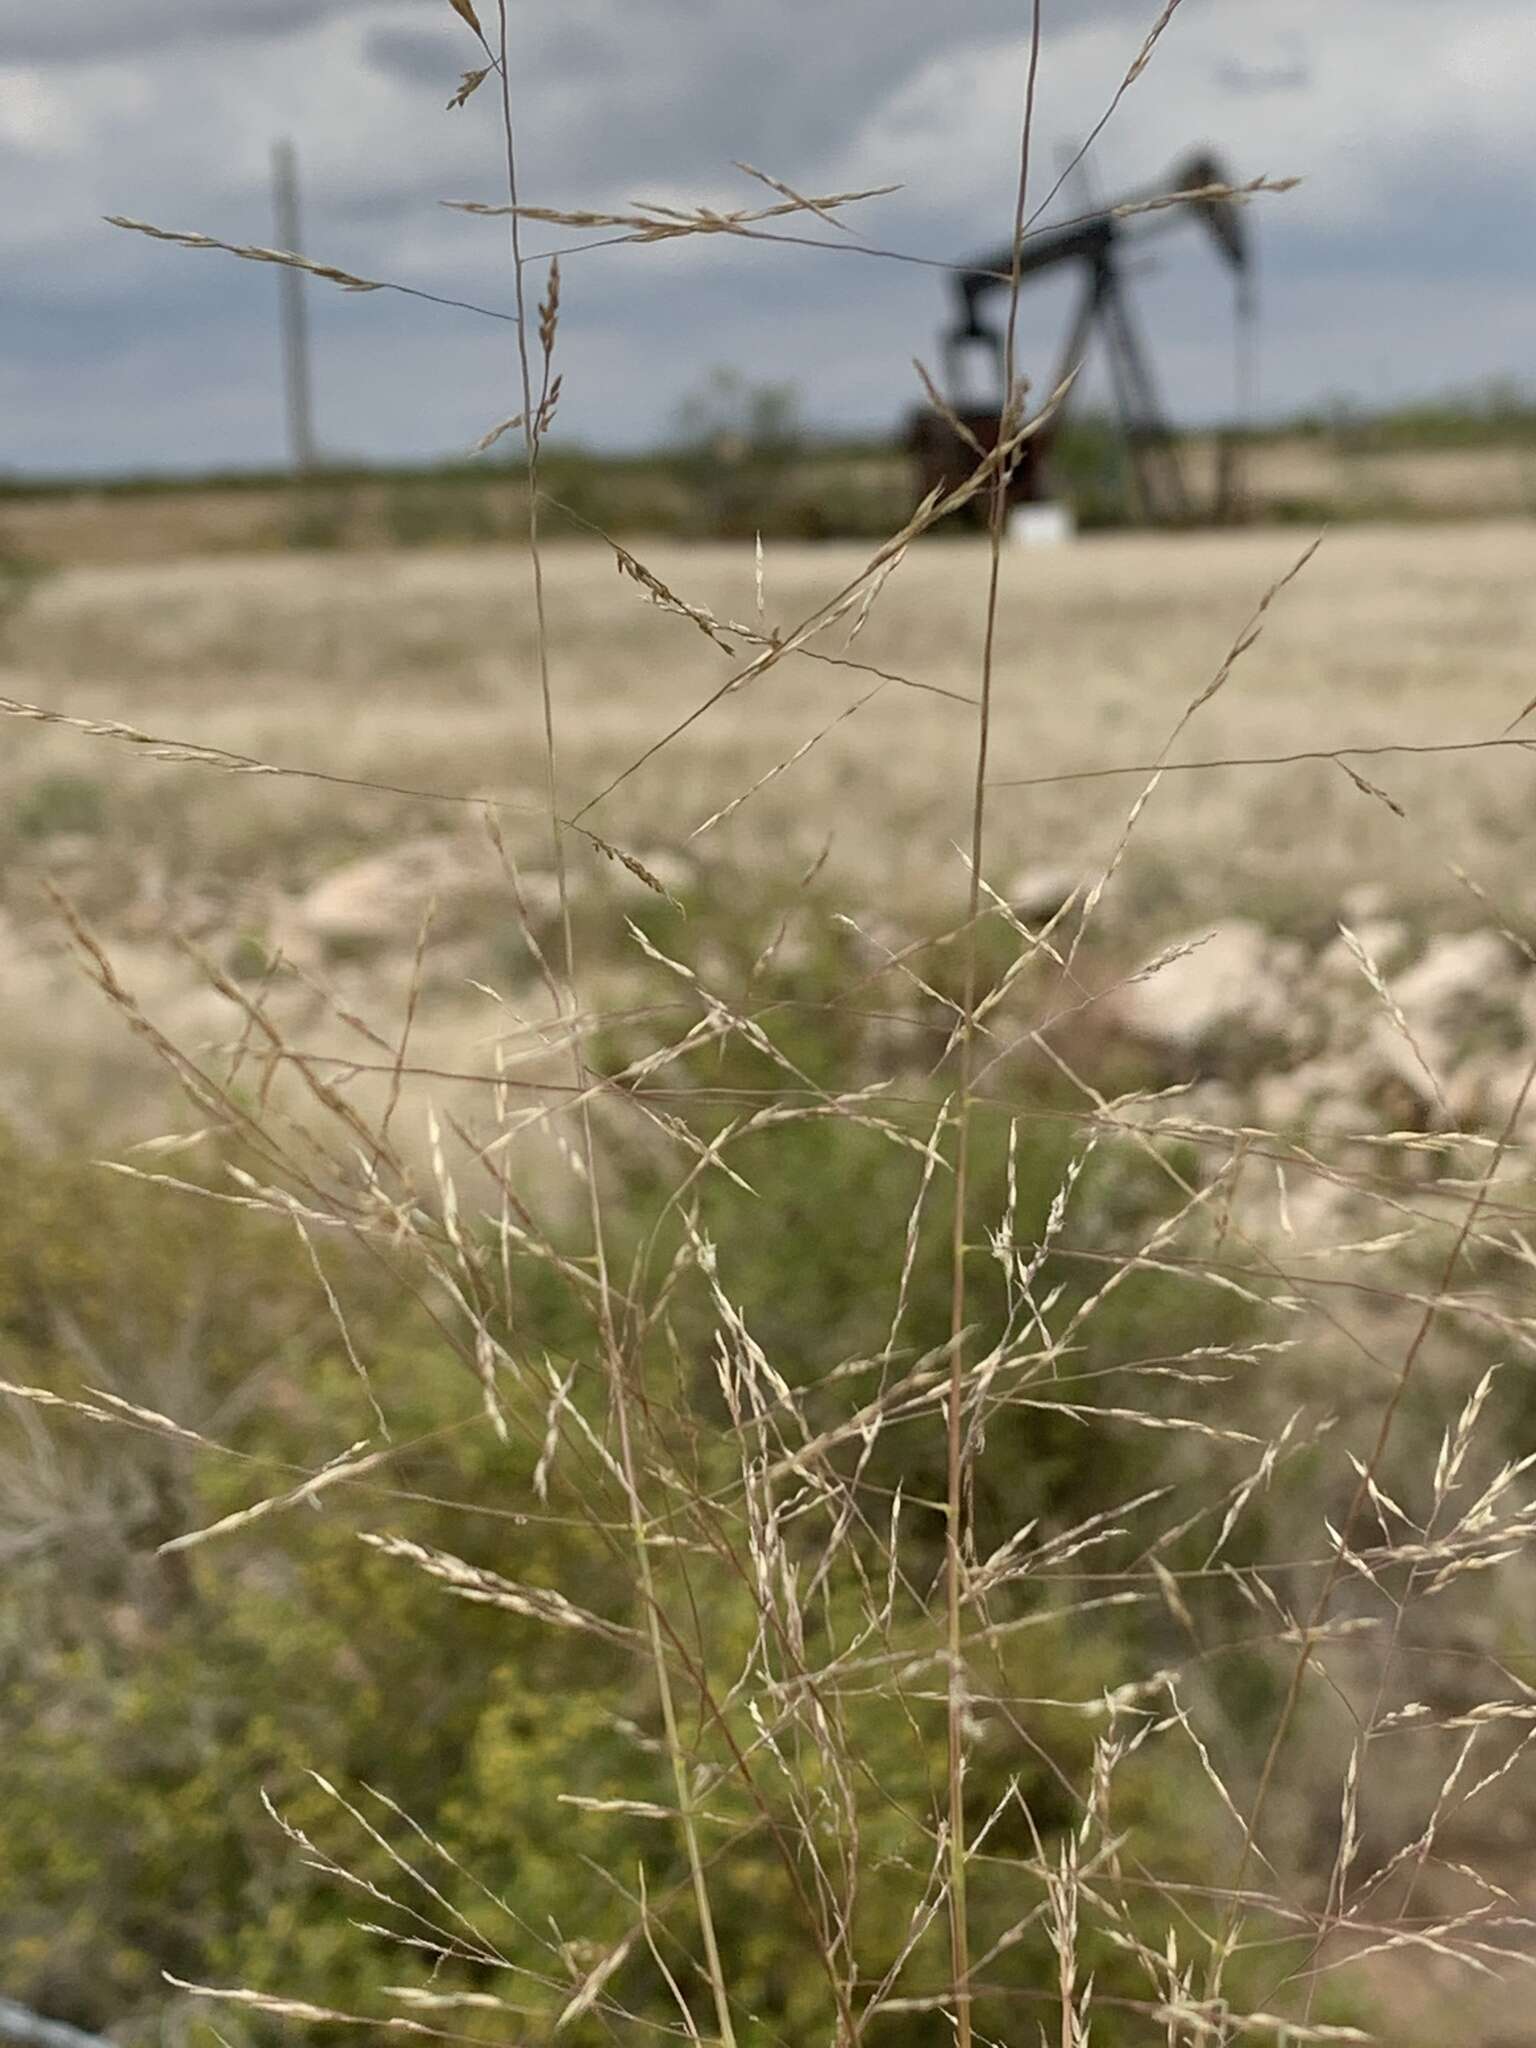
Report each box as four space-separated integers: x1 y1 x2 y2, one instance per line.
1 515 1530 1151
3 519 1532 1146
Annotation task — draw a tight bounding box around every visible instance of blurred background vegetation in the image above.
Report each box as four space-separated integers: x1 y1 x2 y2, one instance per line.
4 373 1536 569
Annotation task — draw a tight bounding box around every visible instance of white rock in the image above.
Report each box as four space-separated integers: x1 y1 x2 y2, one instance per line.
1392 932 1519 1050
1444 1051 1534 1134
1359 1017 1444 1108
1119 919 1304 1058
1338 883 1392 925
1320 918 1411 981
1006 864 1081 926
1329 930 1524 1116
299 837 485 946
621 848 693 901
1255 1053 1374 1140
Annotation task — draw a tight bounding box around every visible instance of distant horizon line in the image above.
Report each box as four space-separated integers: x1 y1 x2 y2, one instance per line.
7 385 1535 496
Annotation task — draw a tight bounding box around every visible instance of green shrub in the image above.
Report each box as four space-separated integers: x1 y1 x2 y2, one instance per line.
16 772 108 840
0 995 1276 2046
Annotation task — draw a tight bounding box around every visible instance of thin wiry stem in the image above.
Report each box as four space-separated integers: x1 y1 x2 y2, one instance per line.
490 10 738 2043
105 215 518 325
945 10 1045 2044
4 687 1524 815
990 734 1536 788
495 173 1295 283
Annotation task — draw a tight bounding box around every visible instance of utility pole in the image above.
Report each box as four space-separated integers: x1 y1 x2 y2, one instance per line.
271 138 318 474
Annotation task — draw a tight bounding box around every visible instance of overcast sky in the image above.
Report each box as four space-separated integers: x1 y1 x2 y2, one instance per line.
4 0 1533 475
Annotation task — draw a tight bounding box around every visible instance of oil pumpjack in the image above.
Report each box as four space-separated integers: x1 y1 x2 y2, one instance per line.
909 149 1256 526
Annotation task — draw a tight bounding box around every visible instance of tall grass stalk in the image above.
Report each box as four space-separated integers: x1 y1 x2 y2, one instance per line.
945 10 1046 2040
490 2 740 2038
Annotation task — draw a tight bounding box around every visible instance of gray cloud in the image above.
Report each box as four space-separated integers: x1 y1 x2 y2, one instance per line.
364 1 1071 195
0 0 374 64
1215 59 1312 95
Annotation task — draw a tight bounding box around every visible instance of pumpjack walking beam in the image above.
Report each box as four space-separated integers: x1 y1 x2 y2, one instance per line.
912 149 1255 525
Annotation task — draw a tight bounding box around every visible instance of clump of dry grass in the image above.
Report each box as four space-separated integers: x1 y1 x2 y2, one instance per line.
8 5 1536 2046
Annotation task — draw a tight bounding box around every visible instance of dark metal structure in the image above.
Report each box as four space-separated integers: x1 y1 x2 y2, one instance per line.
910 149 1255 525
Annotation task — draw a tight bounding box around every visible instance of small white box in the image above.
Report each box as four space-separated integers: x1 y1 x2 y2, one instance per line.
1007 502 1076 547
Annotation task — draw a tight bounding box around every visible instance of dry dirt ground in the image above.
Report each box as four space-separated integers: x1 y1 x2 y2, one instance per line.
0 519 1532 1145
